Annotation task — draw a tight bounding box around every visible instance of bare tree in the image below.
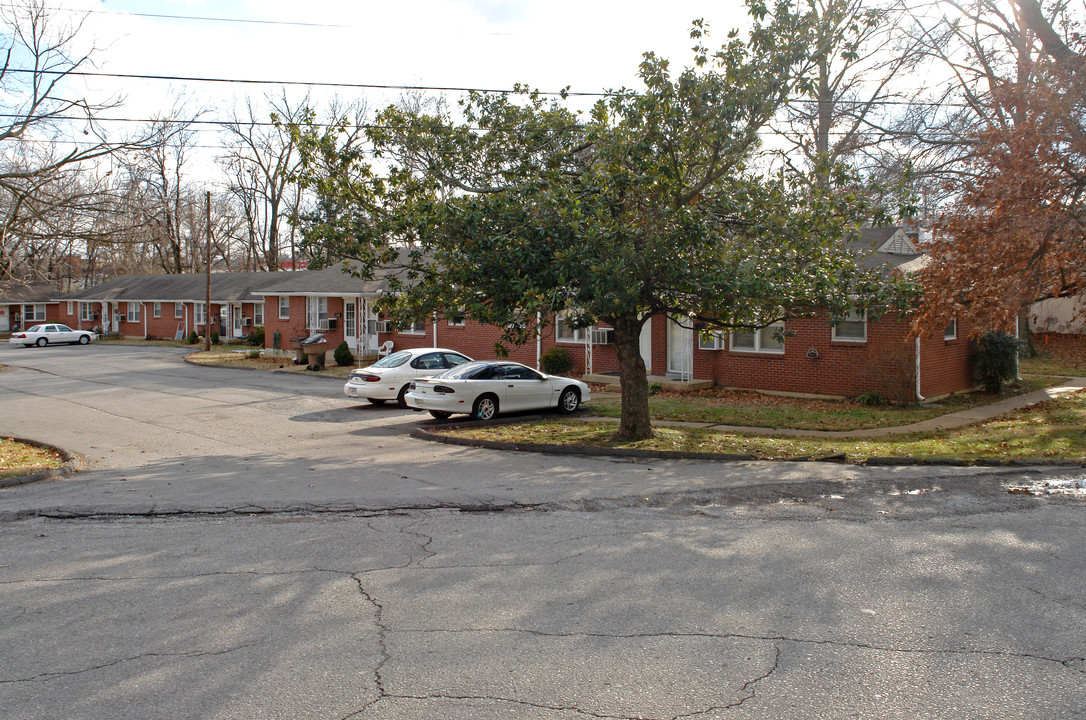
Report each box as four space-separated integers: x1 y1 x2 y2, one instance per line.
0 0 151 283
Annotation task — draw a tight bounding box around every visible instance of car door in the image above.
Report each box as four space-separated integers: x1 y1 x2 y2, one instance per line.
53 324 78 343
410 352 452 379
496 365 552 411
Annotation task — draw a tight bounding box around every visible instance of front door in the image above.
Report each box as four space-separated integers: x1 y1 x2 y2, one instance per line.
343 297 358 351
667 318 693 380
232 303 243 338
0 306 8 332
639 320 652 374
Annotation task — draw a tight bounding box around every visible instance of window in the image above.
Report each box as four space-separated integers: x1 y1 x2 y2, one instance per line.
944 319 957 341
400 319 425 335
66 301 73 315
23 304 46 322
175 302 184 319
832 309 867 342
447 317 465 327
126 303 141 323
556 310 594 343
698 330 725 350
80 302 94 322
254 302 264 326
730 323 785 354
153 301 161 318
194 302 206 325
305 297 328 329
278 296 290 320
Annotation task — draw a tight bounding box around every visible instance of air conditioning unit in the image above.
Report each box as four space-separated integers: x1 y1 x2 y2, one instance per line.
589 328 614 345
372 320 391 333
243 317 252 326
317 317 338 331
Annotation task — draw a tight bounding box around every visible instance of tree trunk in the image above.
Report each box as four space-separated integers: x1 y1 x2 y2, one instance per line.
610 313 654 441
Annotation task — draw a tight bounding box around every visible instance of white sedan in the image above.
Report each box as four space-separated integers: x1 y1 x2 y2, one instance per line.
343 347 474 407
9 324 97 347
405 360 590 420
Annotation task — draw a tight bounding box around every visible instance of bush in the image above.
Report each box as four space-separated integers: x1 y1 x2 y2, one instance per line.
333 340 354 367
973 330 1023 393
187 331 199 345
247 349 261 359
540 347 573 375
648 382 664 396
854 391 886 406
211 330 220 345
248 325 265 347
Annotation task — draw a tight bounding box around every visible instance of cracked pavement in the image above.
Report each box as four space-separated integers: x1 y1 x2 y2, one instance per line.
1 345 1084 719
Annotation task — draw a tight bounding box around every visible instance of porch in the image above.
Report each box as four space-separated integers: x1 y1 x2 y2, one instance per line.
582 372 714 394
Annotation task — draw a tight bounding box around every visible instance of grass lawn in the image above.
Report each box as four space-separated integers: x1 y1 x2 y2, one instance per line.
1021 333 1086 376
442 391 1086 463
0 438 65 479
586 376 1057 431
185 348 356 378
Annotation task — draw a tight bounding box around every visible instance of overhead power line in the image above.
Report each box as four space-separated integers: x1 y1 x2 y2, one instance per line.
3 4 349 28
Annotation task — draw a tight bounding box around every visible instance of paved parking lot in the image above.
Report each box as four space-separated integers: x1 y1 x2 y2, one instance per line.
1 343 1084 719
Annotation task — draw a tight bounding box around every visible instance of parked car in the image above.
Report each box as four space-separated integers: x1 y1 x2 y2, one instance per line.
343 347 474 407
9 324 97 347
405 360 590 420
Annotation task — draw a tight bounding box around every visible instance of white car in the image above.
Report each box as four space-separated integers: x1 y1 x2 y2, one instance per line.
405 360 590 420
9 324 97 347
343 347 474 407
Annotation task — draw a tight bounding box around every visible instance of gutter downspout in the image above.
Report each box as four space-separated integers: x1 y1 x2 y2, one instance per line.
915 337 926 403
142 302 147 339
536 312 543 370
1015 315 1021 380
433 311 438 346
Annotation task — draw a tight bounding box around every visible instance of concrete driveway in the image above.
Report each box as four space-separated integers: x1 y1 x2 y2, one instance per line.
1 343 1083 719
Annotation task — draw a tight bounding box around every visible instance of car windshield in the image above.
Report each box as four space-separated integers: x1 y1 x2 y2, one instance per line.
437 362 497 380
371 350 412 368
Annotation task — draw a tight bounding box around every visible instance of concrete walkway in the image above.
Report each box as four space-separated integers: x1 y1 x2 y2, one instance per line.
583 376 1086 438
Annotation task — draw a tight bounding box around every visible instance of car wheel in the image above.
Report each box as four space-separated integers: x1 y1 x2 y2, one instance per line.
78 335 90 344
35 337 47 347
396 385 410 408
472 394 498 421
367 398 387 406
429 410 452 420
558 387 581 414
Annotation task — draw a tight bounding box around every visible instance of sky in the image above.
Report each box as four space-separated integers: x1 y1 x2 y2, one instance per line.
55 0 753 139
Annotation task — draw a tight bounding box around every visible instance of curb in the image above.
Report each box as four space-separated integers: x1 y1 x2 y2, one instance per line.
0 437 82 488
182 354 349 381
411 421 1086 468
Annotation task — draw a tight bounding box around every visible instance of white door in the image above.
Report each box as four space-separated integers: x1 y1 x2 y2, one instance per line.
0 306 8 332
639 320 652 374
667 319 693 379
232 303 243 337
343 297 357 348
361 298 379 355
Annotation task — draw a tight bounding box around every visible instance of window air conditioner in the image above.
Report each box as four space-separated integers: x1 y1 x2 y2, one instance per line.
243 317 252 326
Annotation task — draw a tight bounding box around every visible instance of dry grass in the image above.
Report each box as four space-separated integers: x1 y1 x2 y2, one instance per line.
0 438 65 479
1022 333 1086 376
443 391 1086 463
185 348 356 377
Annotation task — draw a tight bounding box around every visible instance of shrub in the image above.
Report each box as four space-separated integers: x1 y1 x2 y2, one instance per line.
854 391 886 406
187 331 199 345
540 346 573 375
248 325 265 347
211 330 220 345
973 330 1023 393
648 382 664 396
333 340 354 367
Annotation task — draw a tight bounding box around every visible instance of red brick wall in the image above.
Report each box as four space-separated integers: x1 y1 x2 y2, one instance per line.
918 319 975 398
700 312 922 401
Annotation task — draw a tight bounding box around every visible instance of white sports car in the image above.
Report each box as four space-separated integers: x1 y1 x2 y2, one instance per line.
405 360 590 420
9 324 97 347
343 347 474 407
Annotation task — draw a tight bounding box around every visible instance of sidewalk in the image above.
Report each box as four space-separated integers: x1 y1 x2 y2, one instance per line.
582 377 1086 439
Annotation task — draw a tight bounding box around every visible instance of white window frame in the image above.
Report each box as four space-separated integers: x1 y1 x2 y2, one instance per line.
194 302 206 325
944 319 957 341
24 304 46 322
447 317 465 327
306 296 328 330
153 301 161 318
66 301 73 315
698 330 726 350
400 319 426 335
831 309 867 343
175 302 184 319
729 323 785 354
80 302 94 322
278 296 290 320
254 302 264 326
556 310 593 343
126 303 141 323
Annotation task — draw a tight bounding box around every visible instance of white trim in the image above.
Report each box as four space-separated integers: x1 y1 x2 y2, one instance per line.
831 309 867 343
943 319 957 341
915 337 925 402
278 296 290 320
728 323 785 354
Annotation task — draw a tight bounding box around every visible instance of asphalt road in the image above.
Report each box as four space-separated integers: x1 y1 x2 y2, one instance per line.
1 343 1084 719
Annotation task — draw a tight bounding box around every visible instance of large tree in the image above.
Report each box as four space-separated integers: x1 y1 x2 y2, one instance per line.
294 1 915 439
